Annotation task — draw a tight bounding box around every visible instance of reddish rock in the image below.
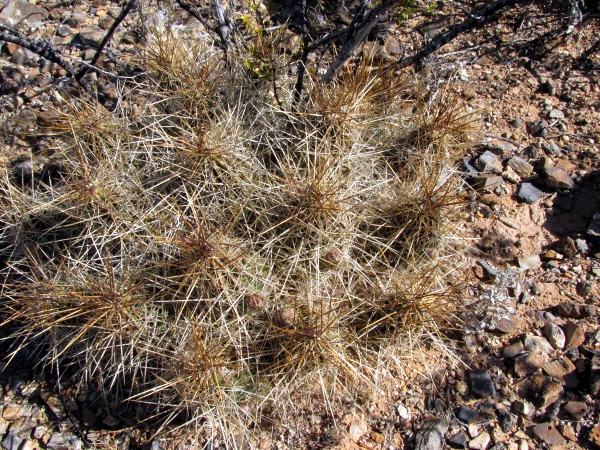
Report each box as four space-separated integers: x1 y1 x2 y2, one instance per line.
543 166 574 190
563 401 587 420
514 352 548 376
535 380 563 409
543 357 579 388
590 424 600 447
558 424 578 442
533 423 566 447
564 321 585 351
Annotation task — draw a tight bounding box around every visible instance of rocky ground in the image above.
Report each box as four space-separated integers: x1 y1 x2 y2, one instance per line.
0 0 599 449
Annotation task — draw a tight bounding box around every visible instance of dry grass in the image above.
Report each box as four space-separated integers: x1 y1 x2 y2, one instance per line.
0 15 476 447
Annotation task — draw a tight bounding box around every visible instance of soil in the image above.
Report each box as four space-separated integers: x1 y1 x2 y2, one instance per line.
0 0 599 449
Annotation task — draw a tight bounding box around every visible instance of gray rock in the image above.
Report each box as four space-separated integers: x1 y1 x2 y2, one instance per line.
557 302 596 318
589 355 600 396
577 280 593 297
67 12 87 28
472 175 503 191
46 433 82 450
523 335 554 354
0 1 48 26
544 142 563 156
564 401 587 420
414 419 448 450
507 156 534 176
543 323 565 350
477 259 497 280
543 167 574 190
588 216 600 237
1 430 23 450
469 431 490 450
510 118 522 127
485 140 517 157
503 340 525 358
518 254 542 270
448 430 467 448
457 405 478 423
469 369 495 397
497 408 517 433
475 150 503 174
57 25 72 37
564 321 585 351
517 183 543 204
462 157 479 174
78 25 106 47
548 109 565 119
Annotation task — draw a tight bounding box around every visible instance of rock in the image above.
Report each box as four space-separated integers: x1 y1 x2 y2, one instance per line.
397 403 410 421
469 370 495 398
517 183 543 204
543 357 579 387
79 25 106 47
577 280 593 297
40 393 66 419
555 159 577 173
590 424 600 447
557 237 577 258
534 380 563 409
1 429 24 450
563 322 585 351
523 335 554 354
98 16 114 30
503 341 525 358
463 157 479 174
514 352 548 376
544 142 563 156
0 1 48 26
448 430 468 448
533 424 566 447
512 400 535 418
477 260 498 280
564 401 587 420
46 433 82 450
518 255 542 270
67 12 87 28
542 249 563 260
559 424 578 442
103 414 120 427
548 109 565 119
485 140 516 157
32 427 46 440
384 35 401 55
414 419 448 450
507 156 534 176
469 431 490 450
530 119 548 136
589 355 600 396
501 167 521 184
475 151 503 174
2 403 38 421
557 302 596 318
472 175 503 191
575 238 589 254
543 167 574 190
488 316 516 334
455 380 469 396
497 408 517 433
589 216 600 237
543 323 565 350
511 118 522 127
457 405 478 423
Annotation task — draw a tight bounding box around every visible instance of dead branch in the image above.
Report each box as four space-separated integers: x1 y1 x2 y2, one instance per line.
214 0 233 51
393 0 521 70
0 24 76 76
75 0 137 81
320 0 399 83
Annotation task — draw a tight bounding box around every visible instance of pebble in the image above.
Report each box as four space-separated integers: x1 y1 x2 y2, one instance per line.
1 429 24 450
497 407 517 433
523 335 553 354
542 323 565 350
503 340 525 358
78 25 106 47
507 156 534 176
469 369 495 397
46 433 82 450
472 175 504 191
543 357 579 387
448 430 468 448
557 302 596 318
544 142 563 156
514 352 548 376
535 380 563 409
517 183 543 204
529 119 549 136
348 419 367 440
512 400 535 418
589 356 600 396
533 423 566 447
477 260 498 280
548 109 565 119
457 405 478 423
577 280 593 297
397 403 411 421
475 151 503 173
414 419 448 450
469 431 490 450
564 401 587 420
510 118 522 127
543 166 574 190
564 321 585 351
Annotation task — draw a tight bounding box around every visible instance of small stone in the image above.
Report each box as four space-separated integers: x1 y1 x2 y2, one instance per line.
564 321 585 351
548 109 565 119
472 175 503 191
497 408 517 433
557 301 596 318
103 415 119 427
448 430 468 448
564 401 587 420
477 260 498 281
469 431 491 450
57 25 72 37
544 142 563 156
590 356 600 396
475 151 503 174
557 237 577 258
543 323 565 350
555 159 577 173
530 119 549 136
488 316 516 334
535 380 563 409
507 157 534 176
457 405 478 423
533 424 566 447
455 381 469 396
577 280 593 297
559 424 578 442
397 403 411 421
518 255 542 270
523 335 554 354
485 140 516 157
575 238 589 253
414 419 448 450
543 167 574 190
384 35 401 55
501 167 521 184
33 426 47 440
98 16 114 30
79 25 106 47
542 249 563 260
543 357 579 387
46 433 82 450
503 341 525 358
514 352 548 376
512 400 535 418
469 370 495 397
590 424 600 447
1 429 24 450
511 118 523 127
517 183 543 204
